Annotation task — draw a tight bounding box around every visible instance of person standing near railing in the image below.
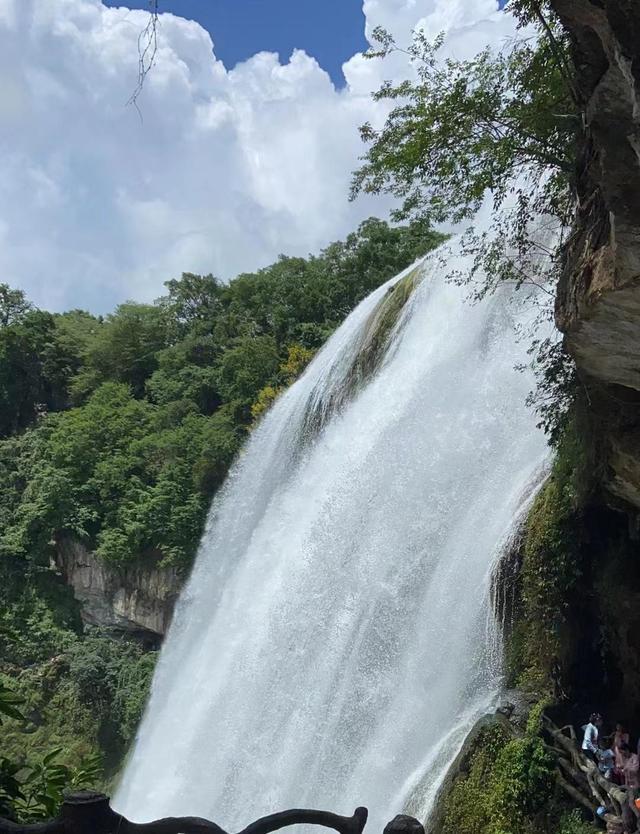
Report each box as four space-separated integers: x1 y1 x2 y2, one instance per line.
619 742 640 789
581 713 603 764
612 723 631 784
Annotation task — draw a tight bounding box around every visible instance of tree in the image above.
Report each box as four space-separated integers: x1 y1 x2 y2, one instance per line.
0 311 60 437
318 216 446 314
0 217 446 571
350 10 578 297
216 335 280 404
0 285 31 328
70 302 171 401
162 273 225 335
350 6 580 438
0 304 104 437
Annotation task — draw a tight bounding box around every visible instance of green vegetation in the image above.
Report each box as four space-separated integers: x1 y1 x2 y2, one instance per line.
441 708 557 834
348 264 422 382
506 423 588 692
0 672 102 822
556 811 596 834
350 2 580 439
0 555 157 804
351 4 575 285
0 217 444 574
251 344 315 421
439 700 599 834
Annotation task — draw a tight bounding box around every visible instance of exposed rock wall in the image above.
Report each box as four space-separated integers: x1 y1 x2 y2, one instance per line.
56 538 181 642
551 0 640 511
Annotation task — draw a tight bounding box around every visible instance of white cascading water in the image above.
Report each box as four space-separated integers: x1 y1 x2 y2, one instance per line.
115 242 549 832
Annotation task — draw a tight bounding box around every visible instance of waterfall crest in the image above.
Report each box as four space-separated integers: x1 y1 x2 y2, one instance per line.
115 245 549 831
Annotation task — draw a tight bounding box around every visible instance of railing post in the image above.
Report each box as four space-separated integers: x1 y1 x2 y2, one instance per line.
60 792 113 834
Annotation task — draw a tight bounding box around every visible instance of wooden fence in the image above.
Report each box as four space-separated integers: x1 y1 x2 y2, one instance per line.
0 791 426 834
545 717 640 834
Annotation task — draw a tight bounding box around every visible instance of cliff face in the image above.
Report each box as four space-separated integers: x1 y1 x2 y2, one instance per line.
56 538 181 644
420 7 640 831
552 0 640 511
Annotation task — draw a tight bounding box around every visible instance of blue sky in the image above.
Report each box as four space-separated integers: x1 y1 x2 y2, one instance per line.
103 0 369 87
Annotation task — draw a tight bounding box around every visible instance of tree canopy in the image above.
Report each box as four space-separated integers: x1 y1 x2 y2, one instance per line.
0 217 445 573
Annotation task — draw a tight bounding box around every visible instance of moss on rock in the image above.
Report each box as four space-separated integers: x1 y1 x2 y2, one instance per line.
504 422 589 694
429 703 557 834
301 265 424 437
350 265 423 382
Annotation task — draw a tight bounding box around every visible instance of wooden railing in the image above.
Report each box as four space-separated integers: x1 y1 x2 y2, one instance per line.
0 792 425 834
544 717 640 830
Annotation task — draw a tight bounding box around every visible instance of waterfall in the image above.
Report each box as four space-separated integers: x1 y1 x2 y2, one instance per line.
115 243 549 831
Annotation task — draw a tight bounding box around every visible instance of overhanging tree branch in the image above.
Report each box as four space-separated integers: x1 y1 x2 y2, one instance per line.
126 0 159 119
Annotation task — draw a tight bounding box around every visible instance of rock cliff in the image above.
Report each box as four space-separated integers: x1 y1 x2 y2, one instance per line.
55 538 181 644
552 0 640 512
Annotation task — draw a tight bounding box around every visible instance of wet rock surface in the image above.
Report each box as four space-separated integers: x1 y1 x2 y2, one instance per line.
552 0 640 511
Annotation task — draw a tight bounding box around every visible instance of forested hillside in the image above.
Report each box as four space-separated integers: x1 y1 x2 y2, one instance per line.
0 217 444 803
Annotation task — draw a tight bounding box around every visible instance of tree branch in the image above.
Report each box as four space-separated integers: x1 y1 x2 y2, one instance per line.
126 0 159 120
111 807 368 834
529 1 581 106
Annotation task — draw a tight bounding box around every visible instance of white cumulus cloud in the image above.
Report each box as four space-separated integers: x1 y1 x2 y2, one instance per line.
0 0 516 312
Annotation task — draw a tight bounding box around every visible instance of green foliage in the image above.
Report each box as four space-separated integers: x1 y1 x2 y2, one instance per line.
523 338 577 446
0 284 31 327
556 811 595 834
492 736 555 831
0 679 103 823
351 10 580 439
352 27 574 222
0 630 157 799
507 423 587 691
251 344 316 421
0 305 101 439
351 15 575 264
9 748 102 822
217 336 280 403
443 713 555 834
0 557 151 789
0 217 442 571
0 557 82 666
65 633 157 749
0 682 25 724
0 311 61 438
70 302 170 401
443 723 512 834
0 383 245 568
162 272 225 336
223 218 444 347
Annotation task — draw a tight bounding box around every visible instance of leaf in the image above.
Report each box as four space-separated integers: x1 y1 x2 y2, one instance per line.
0 702 25 722
42 749 63 766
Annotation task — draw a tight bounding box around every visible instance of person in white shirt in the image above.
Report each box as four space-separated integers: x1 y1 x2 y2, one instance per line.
582 712 603 763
